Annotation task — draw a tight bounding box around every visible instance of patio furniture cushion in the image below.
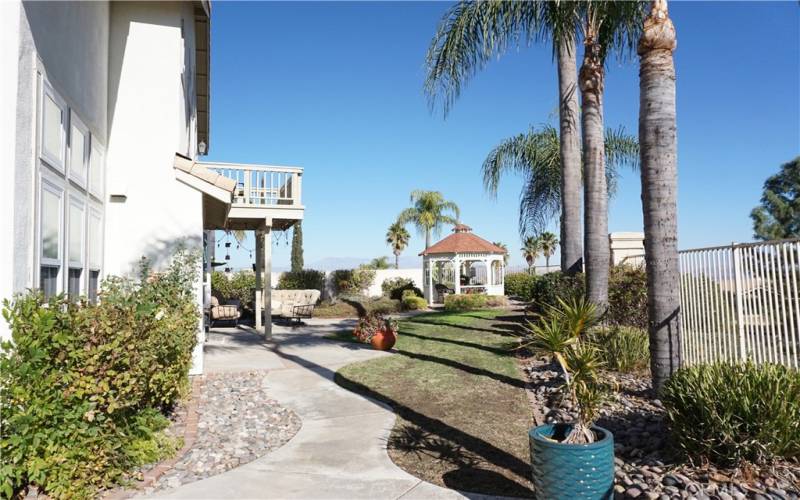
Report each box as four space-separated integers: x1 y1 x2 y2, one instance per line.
209 296 241 321
271 289 321 318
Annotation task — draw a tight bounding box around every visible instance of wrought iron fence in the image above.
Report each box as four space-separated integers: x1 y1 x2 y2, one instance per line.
678 239 800 368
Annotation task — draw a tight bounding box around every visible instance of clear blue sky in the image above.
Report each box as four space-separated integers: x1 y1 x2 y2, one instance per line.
206 1 799 271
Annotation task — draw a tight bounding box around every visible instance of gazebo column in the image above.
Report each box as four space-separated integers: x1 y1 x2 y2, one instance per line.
453 256 461 295
426 258 434 305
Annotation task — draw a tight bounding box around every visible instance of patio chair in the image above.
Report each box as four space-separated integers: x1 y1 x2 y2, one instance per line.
271 289 321 325
434 283 454 303
209 296 241 328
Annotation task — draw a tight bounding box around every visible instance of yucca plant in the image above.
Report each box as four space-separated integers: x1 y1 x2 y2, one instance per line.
523 296 608 444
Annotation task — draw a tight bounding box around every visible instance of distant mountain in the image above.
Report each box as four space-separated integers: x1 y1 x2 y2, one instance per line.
306 255 422 271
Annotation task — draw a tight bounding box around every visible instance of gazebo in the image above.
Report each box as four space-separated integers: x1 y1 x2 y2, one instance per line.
421 224 507 305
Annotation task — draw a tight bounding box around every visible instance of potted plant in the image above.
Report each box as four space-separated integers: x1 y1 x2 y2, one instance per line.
353 312 398 350
523 297 614 500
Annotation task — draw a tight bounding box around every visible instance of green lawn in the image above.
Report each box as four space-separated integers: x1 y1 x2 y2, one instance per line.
334 310 534 498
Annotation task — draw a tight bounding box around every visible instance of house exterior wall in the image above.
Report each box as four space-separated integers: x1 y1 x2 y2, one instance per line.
2 1 208 373
0 1 23 341
105 1 205 374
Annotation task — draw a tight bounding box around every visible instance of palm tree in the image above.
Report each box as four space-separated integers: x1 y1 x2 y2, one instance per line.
521 237 541 273
368 256 391 270
482 124 638 240
538 231 559 269
578 2 645 312
397 190 460 249
425 1 584 275
638 0 680 391
386 222 410 269
493 242 510 265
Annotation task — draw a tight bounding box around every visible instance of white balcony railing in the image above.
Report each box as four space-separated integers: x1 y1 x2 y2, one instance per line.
203 162 303 207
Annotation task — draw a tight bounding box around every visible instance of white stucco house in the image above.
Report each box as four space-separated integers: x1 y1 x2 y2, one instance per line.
0 1 303 374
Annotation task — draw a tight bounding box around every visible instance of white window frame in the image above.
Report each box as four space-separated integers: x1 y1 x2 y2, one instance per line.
68 111 89 188
89 137 105 200
38 175 65 296
67 195 86 297
39 79 67 174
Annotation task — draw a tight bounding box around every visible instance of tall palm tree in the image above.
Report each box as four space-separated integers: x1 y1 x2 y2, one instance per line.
386 222 410 269
493 242 510 265
425 1 584 275
578 1 645 312
537 231 559 269
638 0 680 391
521 237 541 273
482 124 638 240
397 190 460 249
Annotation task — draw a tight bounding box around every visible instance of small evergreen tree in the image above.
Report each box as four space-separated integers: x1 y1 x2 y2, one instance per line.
750 157 800 241
291 222 304 272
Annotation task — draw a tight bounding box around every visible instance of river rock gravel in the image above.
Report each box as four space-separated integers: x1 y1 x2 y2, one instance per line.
144 371 301 494
524 357 800 500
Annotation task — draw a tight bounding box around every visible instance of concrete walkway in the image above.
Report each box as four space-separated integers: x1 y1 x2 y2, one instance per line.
152 318 488 500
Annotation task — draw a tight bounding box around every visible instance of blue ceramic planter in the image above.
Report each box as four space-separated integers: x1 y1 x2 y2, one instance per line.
529 424 615 500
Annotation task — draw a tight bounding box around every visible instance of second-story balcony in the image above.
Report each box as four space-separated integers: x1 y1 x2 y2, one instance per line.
201 161 303 208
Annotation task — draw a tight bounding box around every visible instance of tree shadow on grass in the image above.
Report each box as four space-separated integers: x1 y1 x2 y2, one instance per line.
395 349 528 389
407 317 518 337
335 373 535 498
398 331 517 356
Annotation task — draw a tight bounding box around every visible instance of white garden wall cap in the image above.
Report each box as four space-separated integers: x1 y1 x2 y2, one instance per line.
173 153 236 192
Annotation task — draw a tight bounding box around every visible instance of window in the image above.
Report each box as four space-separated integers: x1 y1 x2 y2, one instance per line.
36 75 104 302
39 180 63 299
67 198 85 299
69 112 88 186
41 82 66 172
89 139 104 198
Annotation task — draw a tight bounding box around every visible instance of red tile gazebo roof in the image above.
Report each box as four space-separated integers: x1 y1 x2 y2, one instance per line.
420 224 507 256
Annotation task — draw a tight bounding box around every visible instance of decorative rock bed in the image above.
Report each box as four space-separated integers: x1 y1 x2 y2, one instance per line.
525 358 800 500
142 371 301 495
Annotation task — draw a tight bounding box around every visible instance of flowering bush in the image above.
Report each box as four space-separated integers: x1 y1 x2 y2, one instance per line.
353 313 398 343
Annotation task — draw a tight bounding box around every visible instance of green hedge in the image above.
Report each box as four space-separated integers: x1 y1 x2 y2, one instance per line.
331 268 375 295
381 277 423 300
503 272 537 300
588 326 649 373
401 292 428 311
277 269 325 295
661 362 800 467
526 267 647 329
0 251 199 498
210 270 256 311
443 294 508 312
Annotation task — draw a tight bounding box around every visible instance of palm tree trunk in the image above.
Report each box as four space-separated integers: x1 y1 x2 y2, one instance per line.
394 251 400 270
639 0 681 392
580 35 610 311
546 255 550 269
425 229 431 249
557 35 583 275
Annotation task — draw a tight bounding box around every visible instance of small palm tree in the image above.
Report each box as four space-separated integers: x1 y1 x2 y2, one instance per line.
482 125 638 240
386 222 410 269
538 232 559 269
521 237 541 273
397 190 460 249
493 242 509 265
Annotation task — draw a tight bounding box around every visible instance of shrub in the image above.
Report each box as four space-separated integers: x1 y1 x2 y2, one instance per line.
315 296 401 318
528 268 647 330
529 272 585 314
504 272 538 301
277 269 325 295
401 292 428 311
381 277 423 300
607 266 647 330
211 270 256 311
588 326 649 373
443 294 507 311
0 250 198 498
331 268 375 296
661 362 800 467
